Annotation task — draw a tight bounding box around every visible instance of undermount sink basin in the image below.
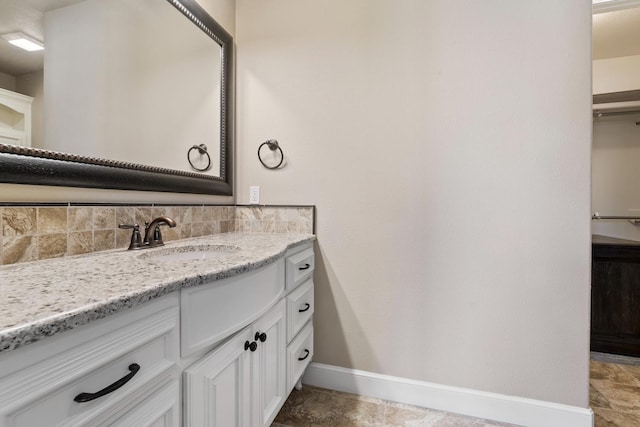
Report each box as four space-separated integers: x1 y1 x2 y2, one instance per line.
139 244 241 262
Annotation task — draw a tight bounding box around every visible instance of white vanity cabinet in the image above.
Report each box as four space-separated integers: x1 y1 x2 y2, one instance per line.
183 241 315 427
0 294 180 427
0 87 33 147
284 245 315 391
0 238 315 427
183 300 286 427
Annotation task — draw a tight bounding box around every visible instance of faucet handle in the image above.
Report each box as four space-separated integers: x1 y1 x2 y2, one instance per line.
118 223 144 250
151 225 164 246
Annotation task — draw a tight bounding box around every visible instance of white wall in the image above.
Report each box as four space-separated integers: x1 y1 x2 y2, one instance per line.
236 0 592 407
0 0 235 204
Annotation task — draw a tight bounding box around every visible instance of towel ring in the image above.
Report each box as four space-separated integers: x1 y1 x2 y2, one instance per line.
258 139 284 169
187 144 211 172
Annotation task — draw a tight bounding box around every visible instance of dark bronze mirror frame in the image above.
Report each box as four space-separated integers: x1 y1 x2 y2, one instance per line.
0 0 233 196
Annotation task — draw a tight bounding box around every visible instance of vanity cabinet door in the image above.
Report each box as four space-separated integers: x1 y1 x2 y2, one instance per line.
252 300 286 427
184 301 286 427
183 327 253 427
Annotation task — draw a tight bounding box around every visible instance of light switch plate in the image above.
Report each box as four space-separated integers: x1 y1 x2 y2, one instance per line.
249 186 260 204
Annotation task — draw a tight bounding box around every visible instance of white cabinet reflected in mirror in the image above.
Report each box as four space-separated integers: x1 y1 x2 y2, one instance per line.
0 87 33 146
0 0 232 195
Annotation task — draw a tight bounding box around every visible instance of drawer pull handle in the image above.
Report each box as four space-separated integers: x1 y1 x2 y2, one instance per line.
298 263 311 271
299 303 311 313
298 349 310 361
245 340 258 352
255 332 267 343
74 363 140 403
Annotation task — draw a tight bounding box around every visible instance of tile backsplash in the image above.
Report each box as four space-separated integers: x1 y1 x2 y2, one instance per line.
0 205 314 266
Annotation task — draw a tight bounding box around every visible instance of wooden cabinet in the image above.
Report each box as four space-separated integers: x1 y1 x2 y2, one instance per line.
591 235 640 356
183 300 286 427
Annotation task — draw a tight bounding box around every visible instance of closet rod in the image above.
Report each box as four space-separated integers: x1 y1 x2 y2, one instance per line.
592 214 640 221
593 109 640 118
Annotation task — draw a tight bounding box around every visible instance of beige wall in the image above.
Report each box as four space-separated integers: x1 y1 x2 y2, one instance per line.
0 71 16 91
0 0 235 204
593 54 640 94
592 114 640 240
235 0 592 407
44 0 222 176
16 70 44 149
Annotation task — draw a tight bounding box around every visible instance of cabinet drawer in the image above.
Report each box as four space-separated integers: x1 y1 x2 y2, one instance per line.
181 260 284 357
285 247 314 291
0 297 179 427
109 379 180 427
286 322 313 391
286 279 314 342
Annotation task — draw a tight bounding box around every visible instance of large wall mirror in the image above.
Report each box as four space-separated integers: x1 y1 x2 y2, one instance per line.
0 0 232 195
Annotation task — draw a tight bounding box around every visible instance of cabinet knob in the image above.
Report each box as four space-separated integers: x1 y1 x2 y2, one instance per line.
255 332 267 343
244 340 258 352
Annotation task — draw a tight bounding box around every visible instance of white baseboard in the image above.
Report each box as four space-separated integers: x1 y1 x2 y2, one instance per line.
302 363 593 427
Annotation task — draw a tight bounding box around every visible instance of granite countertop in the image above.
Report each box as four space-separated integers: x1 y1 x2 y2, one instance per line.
0 232 315 353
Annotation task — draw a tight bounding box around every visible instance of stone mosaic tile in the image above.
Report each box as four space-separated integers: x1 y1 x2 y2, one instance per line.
68 231 93 256
38 233 67 260
235 207 314 235
191 206 204 223
93 207 115 230
94 230 116 252
135 207 153 226
0 205 314 266
68 207 93 231
37 208 67 234
2 207 37 236
115 207 135 227
2 235 37 264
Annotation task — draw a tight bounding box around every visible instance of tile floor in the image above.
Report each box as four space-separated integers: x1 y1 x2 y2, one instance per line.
271 354 640 426
272 385 519 427
590 353 640 426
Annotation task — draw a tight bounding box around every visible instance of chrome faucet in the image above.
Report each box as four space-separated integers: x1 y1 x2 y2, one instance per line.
119 215 176 250
143 216 177 247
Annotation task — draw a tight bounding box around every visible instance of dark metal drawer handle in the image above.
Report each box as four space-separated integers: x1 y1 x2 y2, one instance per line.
298 349 310 361
298 263 311 271
299 303 311 313
245 340 258 352
74 363 140 403
255 332 267 343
